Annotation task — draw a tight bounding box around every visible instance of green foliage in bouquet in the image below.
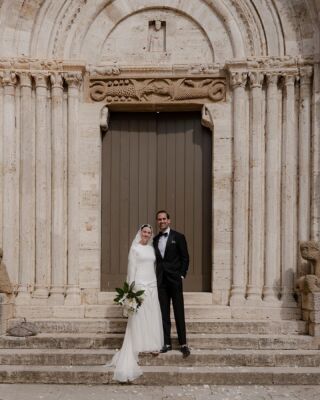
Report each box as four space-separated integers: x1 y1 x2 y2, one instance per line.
114 281 145 315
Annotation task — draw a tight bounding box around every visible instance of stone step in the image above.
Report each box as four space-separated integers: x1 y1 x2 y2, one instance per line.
7 318 308 334
0 333 317 350
13 305 232 319
0 364 320 385
1 348 320 367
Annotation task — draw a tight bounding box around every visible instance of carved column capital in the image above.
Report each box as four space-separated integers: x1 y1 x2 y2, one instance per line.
265 72 279 86
282 72 297 86
248 71 263 88
18 71 32 88
299 66 313 86
230 71 247 89
50 72 64 89
63 72 83 89
1 71 17 87
32 72 49 88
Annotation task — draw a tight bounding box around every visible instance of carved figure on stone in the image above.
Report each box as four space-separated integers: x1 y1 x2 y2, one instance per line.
0 248 13 294
300 241 320 278
89 77 226 104
148 20 165 52
296 241 320 294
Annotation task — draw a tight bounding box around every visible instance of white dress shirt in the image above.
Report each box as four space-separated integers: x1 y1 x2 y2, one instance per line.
158 228 170 258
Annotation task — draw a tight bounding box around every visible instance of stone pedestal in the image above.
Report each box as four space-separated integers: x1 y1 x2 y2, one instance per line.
0 294 13 335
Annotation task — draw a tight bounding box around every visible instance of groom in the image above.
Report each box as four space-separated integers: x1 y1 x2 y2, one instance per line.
153 210 190 358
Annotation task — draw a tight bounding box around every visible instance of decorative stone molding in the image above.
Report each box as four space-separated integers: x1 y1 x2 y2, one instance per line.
89 77 226 105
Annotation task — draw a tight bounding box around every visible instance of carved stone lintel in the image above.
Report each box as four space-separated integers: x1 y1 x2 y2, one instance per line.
230 71 247 89
89 77 226 105
248 71 263 88
100 106 110 134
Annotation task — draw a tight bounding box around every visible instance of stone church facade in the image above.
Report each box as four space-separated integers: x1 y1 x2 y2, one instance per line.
0 0 319 323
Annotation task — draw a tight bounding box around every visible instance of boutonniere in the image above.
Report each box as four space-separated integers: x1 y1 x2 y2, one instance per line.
171 240 176 244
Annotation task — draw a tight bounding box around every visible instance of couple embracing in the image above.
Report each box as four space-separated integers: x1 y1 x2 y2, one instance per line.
109 210 191 382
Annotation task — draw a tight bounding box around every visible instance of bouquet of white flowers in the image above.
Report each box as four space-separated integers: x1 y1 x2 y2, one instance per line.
114 281 145 317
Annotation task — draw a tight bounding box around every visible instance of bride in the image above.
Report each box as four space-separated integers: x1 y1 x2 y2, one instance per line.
108 224 164 382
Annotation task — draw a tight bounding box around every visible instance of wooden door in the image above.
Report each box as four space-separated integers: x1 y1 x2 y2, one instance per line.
101 112 212 291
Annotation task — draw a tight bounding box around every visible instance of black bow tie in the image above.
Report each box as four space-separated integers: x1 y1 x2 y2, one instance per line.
159 232 168 237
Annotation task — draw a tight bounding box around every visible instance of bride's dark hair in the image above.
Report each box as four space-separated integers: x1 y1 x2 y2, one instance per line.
140 224 152 230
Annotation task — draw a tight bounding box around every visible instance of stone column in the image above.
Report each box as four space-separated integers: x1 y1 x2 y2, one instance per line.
64 72 82 306
311 63 320 241
298 67 312 242
16 72 34 304
230 71 248 305
0 77 3 249
263 72 281 303
2 71 19 284
281 73 298 306
49 73 66 305
247 71 264 303
33 73 50 301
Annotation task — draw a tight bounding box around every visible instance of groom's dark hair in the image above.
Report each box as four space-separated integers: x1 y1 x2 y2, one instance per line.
156 210 170 219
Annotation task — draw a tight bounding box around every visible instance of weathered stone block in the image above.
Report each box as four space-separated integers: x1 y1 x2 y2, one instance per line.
309 322 320 336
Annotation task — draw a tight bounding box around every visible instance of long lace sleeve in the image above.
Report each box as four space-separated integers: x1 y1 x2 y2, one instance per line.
127 247 137 285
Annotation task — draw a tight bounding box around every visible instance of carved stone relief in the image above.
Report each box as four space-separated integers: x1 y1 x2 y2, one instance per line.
89 77 226 105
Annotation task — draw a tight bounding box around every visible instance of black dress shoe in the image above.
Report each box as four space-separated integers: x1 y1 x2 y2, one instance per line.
180 345 191 358
160 345 172 353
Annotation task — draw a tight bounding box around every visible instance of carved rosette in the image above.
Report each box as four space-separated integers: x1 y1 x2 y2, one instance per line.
89 77 226 105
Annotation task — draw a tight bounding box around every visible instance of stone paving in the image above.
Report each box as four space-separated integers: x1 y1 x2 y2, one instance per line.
0 385 319 400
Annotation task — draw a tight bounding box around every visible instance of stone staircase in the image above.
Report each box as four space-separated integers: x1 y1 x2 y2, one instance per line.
1 306 320 385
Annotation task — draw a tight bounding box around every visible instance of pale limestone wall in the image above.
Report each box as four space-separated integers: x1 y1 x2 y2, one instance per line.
0 0 319 320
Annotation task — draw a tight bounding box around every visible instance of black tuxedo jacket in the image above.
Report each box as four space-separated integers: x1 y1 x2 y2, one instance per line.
153 229 189 285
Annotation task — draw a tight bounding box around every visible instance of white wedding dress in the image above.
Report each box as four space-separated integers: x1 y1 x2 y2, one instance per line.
108 238 163 382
